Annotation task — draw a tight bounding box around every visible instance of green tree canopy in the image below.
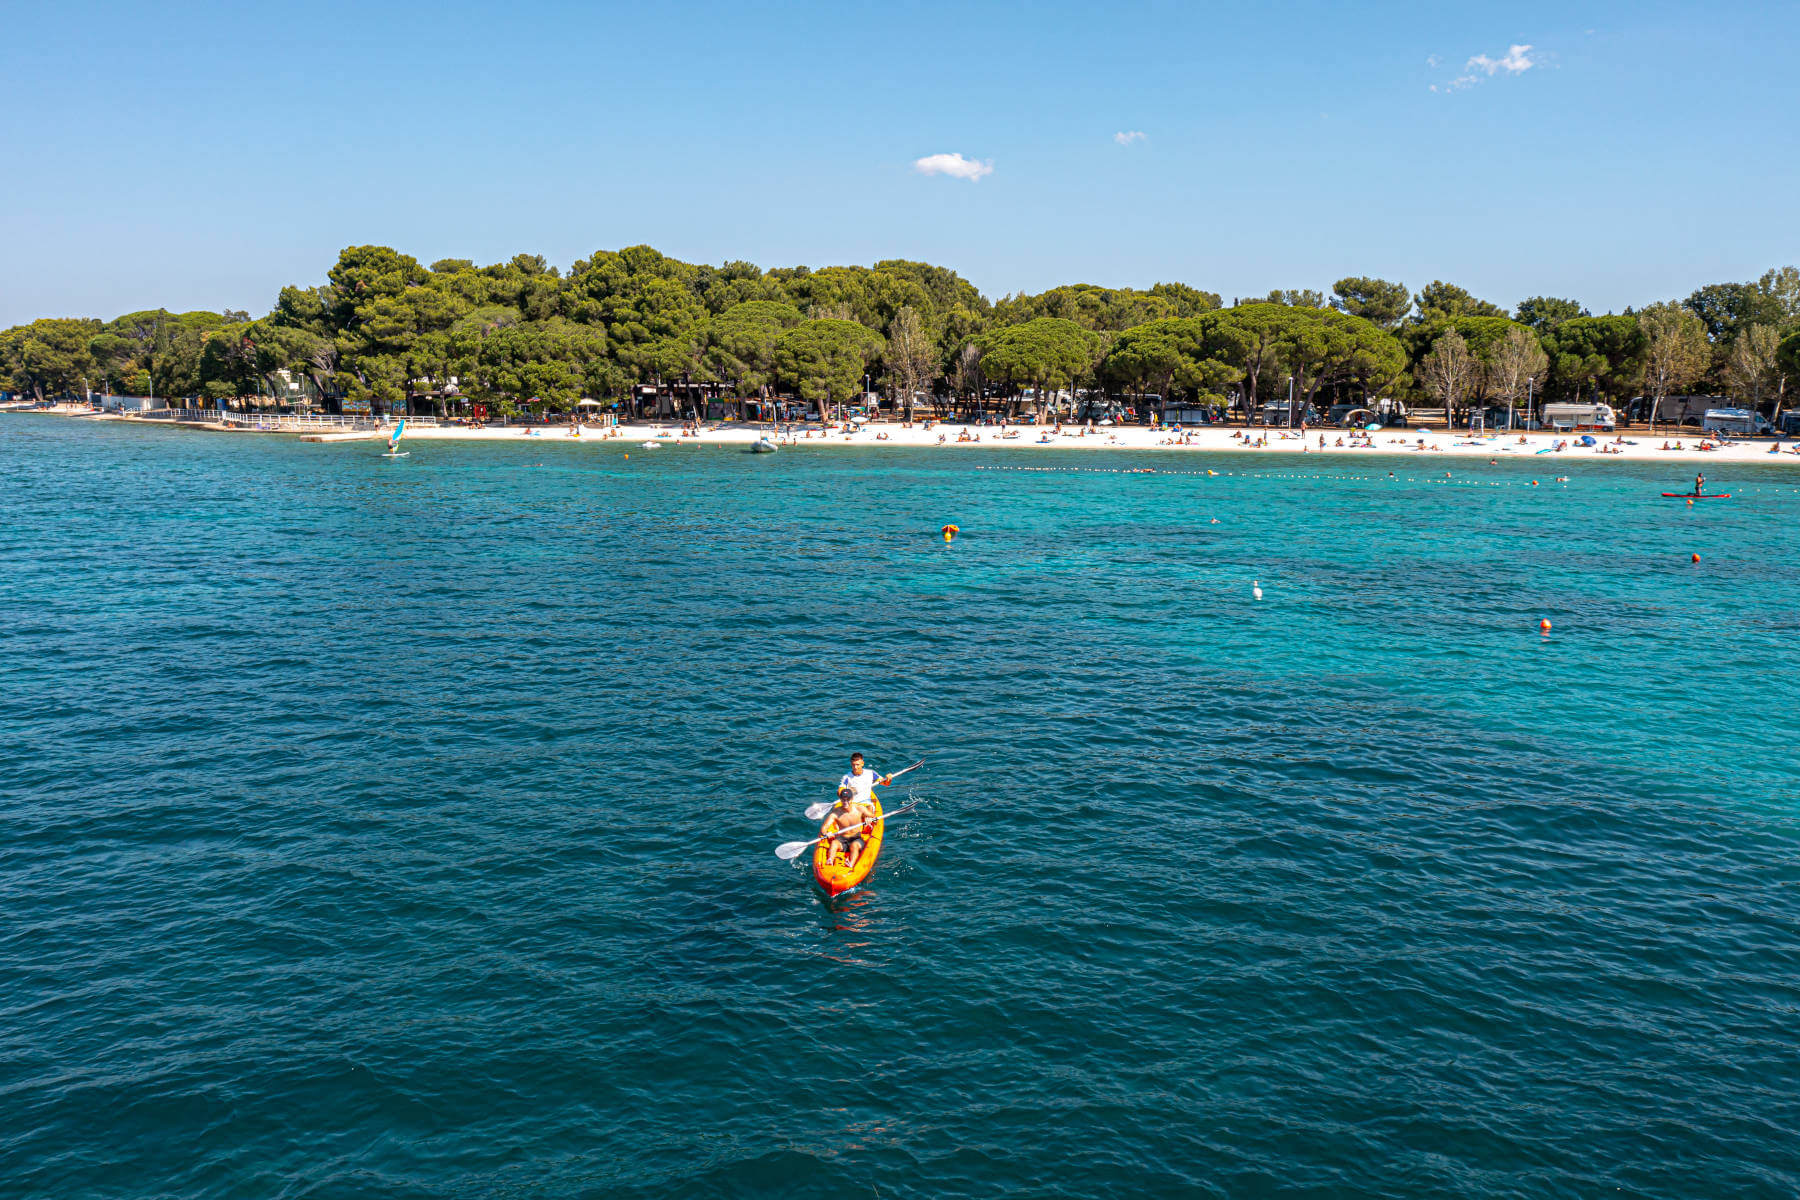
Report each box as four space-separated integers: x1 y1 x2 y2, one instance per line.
1399 316 1526 401
976 317 1104 403
774 319 884 410
1102 318 1241 402
564 245 709 378
1542 314 1648 403
0 318 102 401
1331 277 1411 329
1413 280 1507 322
466 318 609 408
704 300 805 396
1514 296 1588 331
1266 288 1326 308
991 283 1218 332
1684 281 1785 346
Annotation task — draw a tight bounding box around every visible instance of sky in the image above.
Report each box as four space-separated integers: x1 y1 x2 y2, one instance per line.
3 0 1798 326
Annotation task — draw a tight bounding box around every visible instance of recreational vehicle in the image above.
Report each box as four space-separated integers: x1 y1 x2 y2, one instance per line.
1540 402 1616 431
1701 408 1772 436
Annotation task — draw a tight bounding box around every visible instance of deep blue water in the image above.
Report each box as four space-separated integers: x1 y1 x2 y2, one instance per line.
3 414 1798 1198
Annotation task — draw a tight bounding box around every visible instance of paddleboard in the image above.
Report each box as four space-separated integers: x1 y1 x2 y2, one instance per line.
380 451 409 458
813 797 884 898
1660 492 1730 499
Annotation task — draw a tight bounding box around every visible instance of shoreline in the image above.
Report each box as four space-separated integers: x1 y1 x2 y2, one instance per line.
11 406 1800 465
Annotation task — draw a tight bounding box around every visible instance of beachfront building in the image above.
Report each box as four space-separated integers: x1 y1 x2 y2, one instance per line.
630 380 726 419
99 394 166 413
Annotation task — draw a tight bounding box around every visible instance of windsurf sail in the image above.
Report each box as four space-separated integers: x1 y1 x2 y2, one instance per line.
388 420 405 453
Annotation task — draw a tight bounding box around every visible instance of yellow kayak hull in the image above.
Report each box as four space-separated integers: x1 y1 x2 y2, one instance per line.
812 798 883 897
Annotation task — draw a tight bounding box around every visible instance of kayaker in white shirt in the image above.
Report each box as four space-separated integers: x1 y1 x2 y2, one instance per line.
837 752 891 804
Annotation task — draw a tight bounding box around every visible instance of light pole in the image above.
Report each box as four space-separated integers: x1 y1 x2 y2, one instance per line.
1287 375 1295 430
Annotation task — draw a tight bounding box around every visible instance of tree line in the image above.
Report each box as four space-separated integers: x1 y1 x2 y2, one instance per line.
3 246 1797 425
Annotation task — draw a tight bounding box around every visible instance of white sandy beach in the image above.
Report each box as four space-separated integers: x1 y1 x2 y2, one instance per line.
332 417 1800 466
15 405 1800 466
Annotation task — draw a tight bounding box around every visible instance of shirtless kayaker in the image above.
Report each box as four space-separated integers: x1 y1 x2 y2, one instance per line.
819 785 879 871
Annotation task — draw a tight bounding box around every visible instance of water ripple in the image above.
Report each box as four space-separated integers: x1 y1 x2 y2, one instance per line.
1 417 1797 1197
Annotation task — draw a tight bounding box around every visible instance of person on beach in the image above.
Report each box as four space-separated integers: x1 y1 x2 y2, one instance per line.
819 786 878 871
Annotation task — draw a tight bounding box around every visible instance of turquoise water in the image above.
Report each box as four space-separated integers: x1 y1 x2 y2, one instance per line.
3 414 1798 1198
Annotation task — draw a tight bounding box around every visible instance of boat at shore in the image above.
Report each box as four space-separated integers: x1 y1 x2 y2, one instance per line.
749 436 778 453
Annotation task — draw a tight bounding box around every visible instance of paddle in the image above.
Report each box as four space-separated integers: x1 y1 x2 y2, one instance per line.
802 759 925 820
775 800 923 861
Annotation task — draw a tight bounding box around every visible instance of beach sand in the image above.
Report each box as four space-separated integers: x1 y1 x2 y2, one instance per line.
363 418 1800 466
17 406 1798 465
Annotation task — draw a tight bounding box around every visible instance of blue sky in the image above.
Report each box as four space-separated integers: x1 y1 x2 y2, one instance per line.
4 0 1797 326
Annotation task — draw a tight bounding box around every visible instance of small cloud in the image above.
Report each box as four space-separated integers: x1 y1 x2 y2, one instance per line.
913 152 993 181
1426 54 1442 68
1113 130 1146 146
1430 43 1535 92
1467 43 1535 75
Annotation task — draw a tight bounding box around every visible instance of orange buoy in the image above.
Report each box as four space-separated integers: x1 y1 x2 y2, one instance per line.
1686 498 1694 507
1540 619 1552 633
1691 553 1700 563
942 523 959 542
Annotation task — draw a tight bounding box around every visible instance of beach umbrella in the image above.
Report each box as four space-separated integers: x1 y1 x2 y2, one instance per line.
576 398 602 408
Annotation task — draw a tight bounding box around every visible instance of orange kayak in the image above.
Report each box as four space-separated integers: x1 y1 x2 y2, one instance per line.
812 798 884 897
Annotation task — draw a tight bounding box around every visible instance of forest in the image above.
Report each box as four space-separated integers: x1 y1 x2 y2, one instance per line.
4 246 1797 425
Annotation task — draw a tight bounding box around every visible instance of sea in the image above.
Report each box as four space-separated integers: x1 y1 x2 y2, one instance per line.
3 414 1798 1199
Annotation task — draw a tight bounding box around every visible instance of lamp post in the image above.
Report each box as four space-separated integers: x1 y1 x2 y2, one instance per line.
1287 375 1295 430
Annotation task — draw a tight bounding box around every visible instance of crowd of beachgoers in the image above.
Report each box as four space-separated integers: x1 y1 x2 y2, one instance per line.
351 414 1800 463
12 403 1800 464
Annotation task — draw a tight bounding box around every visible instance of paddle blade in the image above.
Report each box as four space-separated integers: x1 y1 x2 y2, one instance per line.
775 839 815 861
804 803 831 821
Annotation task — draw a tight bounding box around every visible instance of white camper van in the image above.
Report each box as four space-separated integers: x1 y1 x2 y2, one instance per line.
1540 402 1616 431
1701 408 1771 436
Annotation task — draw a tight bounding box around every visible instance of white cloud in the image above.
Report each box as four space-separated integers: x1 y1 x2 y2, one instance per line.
1467 43 1535 75
913 152 993 181
1114 130 1146 146
1430 43 1535 92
